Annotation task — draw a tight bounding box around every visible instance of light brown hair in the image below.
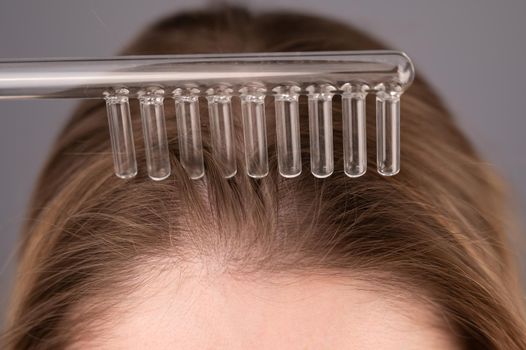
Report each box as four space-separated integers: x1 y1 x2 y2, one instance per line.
3 5 526 349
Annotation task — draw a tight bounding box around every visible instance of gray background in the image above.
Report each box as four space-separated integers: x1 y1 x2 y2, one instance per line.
1 0 525 323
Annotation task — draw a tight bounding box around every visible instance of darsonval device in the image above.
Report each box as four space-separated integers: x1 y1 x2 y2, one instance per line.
0 51 415 180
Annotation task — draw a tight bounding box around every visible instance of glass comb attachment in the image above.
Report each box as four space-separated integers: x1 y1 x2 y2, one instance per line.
0 51 415 180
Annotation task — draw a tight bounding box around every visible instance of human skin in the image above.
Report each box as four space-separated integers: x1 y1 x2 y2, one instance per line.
69 261 461 349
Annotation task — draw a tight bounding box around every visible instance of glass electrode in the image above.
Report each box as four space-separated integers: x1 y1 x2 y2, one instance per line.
0 51 414 180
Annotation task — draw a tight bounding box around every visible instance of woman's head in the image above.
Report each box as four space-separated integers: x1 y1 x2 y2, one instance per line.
3 5 526 349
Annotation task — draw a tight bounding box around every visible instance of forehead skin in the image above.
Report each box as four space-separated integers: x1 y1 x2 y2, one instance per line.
70 264 460 350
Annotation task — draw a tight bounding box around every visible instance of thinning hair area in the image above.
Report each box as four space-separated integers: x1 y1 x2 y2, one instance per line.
3 5 526 350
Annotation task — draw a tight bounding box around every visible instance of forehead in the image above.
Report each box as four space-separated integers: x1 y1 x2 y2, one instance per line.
71 266 459 349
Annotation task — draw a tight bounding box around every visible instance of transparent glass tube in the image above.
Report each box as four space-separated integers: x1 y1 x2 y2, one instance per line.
0 51 414 99
207 88 237 178
376 88 401 176
342 84 368 177
139 88 171 181
273 85 302 178
174 88 204 180
307 85 335 178
104 88 137 179
240 86 268 178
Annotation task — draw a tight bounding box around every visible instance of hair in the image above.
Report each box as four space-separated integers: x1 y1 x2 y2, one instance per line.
2 5 526 349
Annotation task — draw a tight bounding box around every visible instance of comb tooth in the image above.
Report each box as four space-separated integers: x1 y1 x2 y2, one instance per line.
104 88 138 179
138 88 171 181
173 88 205 180
273 85 302 178
206 87 237 178
307 84 335 178
341 83 368 177
376 84 401 176
240 85 269 178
